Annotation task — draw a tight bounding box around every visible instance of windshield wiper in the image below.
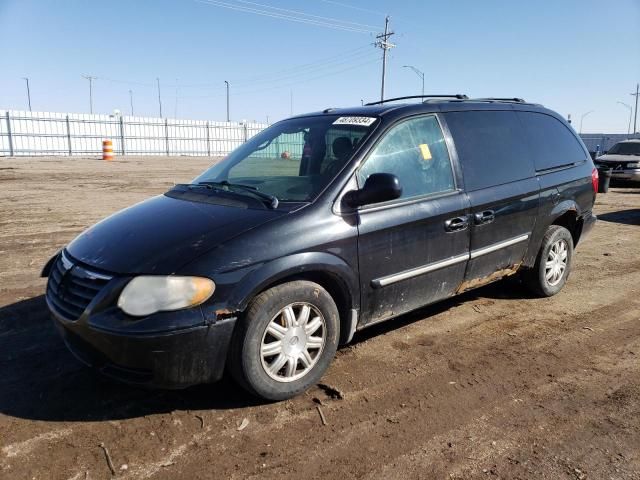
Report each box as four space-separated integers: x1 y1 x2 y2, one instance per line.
197 181 279 209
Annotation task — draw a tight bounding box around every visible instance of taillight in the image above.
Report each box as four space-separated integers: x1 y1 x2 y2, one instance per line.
591 167 599 194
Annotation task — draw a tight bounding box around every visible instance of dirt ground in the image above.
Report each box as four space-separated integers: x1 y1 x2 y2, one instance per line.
1 156 639 480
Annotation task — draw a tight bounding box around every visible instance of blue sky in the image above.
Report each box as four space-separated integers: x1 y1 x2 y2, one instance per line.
0 0 638 132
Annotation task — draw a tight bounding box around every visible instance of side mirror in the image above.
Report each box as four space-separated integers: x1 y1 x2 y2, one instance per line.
344 173 402 208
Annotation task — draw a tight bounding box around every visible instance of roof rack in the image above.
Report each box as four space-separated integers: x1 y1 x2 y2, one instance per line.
365 94 468 106
472 97 526 103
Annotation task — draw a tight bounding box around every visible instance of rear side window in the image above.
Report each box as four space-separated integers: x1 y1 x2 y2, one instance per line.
517 112 587 171
444 111 535 191
357 115 455 201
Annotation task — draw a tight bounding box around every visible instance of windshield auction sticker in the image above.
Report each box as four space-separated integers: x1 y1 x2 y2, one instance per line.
333 116 377 127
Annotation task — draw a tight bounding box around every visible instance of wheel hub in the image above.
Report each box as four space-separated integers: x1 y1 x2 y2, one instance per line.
260 303 326 383
545 239 568 287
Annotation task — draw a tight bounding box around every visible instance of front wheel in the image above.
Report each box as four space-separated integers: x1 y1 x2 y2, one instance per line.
228 281 340 401
523 225 574 297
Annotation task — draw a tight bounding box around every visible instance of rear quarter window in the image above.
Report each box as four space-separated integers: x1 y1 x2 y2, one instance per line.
443 110 535 191
516 112 587 171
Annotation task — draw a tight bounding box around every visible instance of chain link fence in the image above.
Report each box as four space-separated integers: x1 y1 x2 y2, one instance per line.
0 110 267 157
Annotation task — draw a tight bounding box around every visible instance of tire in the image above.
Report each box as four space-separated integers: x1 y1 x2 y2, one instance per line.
228 281 340 401
524 225 574 297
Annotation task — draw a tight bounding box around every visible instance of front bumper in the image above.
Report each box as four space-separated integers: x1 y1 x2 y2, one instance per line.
610 169 640 180
48 298 237 389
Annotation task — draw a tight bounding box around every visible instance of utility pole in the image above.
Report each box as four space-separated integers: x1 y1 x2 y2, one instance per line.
580 110 594 134
224 80 230 122
402 65 425 96
631 83 639 134
129 90 134 116
375 16 395 102
617 101 632 135
81 74 96 114
156 78 163 118
22 77 32 111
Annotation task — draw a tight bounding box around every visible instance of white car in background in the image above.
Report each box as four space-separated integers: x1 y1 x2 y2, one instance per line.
595 139 640 182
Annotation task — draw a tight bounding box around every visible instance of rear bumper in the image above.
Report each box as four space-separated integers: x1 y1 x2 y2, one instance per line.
49 299 237 389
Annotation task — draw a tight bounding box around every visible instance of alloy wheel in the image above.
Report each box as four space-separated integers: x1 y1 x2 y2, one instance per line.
260 302 326 382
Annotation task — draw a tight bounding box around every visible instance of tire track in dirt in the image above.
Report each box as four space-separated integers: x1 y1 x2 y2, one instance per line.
163 288 640 480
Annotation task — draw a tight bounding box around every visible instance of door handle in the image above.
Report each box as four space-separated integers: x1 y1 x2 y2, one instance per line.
444 215 469 232
474 210 495 225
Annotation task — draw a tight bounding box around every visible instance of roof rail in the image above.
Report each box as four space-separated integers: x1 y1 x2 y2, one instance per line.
365 94 468 106
472 97 527 103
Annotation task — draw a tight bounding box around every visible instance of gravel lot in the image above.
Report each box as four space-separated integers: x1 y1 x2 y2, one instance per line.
1 156 639 480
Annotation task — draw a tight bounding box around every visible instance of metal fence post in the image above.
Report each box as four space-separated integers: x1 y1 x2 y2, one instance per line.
243 122 248 143
6 112 14 156
119 116 126 155
206 121 210 157
165 118 169 156
65 115 72 155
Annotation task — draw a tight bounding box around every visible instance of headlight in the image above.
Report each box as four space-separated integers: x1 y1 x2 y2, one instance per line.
117 276 215 317
627 162 640 168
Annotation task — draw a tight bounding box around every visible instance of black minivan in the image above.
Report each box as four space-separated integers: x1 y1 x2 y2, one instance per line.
43 95 598 400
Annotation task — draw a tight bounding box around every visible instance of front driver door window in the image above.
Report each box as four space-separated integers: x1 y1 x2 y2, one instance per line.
357 115 455 201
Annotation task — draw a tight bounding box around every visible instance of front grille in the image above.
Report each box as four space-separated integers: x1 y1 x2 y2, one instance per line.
598 161 635 170
46 251 112 320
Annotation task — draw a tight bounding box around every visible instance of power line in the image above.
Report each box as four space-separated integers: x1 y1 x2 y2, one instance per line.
69 45 375 92
167 52 379 99
233 0 378 30
165 45 373 89
97 76 155 87
224 45 373 86
317 0 386 17
175 57 380 99
195 0 376 33
231 50 378 87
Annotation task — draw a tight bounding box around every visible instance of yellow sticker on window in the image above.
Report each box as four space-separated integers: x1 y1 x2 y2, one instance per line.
419 143 432 161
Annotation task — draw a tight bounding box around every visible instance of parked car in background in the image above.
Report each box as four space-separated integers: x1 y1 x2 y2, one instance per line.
595 139 640 182
43 95 597 401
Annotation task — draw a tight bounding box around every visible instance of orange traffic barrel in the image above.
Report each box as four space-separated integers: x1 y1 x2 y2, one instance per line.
102 139 114 161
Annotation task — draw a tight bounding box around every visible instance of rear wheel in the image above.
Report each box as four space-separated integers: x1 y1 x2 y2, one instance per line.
228 281 339 401
524 225 574 297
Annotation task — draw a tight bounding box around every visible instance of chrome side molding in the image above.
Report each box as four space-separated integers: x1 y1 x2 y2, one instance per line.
372 233 530 288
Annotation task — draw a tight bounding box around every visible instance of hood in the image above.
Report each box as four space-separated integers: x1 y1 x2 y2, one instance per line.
596 154 640 163
66 194 284 274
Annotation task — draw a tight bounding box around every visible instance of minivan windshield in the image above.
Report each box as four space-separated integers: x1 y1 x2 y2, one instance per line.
607 142 640 156
193 115 378 203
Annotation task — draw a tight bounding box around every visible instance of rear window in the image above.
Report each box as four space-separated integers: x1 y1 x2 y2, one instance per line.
444 111 535 191
517 112 587 170
607 142 640 155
